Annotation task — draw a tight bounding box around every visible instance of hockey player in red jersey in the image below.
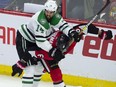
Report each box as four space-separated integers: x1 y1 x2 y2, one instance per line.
34 23 113 87
11 0 113 87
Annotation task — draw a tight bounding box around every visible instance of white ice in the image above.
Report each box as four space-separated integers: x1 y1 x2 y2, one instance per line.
0 75 82 87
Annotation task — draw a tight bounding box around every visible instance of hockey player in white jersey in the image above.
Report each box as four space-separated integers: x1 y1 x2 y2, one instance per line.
11 0 113 87
11 0 79 87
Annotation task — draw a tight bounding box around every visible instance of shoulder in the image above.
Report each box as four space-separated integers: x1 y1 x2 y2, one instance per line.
33 10 50 30
53 13 62 20
50 12 62 26
32 11 41 19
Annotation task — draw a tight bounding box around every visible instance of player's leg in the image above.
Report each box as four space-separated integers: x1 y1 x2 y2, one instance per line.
22 65 35 87
22 61 44 87
32 61 44 87
46 60 66 87
15 31 35 87
50 67 66 87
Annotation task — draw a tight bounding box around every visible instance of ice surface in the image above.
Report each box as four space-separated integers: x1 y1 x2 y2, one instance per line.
0 75 82 87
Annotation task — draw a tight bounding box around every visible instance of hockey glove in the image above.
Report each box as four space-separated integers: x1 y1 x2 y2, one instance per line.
26 56 38 66
73 23 99 35
99 30 113 40
49 48 65 62
20 51 38 65
12 60 26 77
68 29 83 42
88 24 99 34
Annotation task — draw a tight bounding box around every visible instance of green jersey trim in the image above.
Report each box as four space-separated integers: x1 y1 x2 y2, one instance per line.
50 13 62 26
37 10 50 30
36 39 46 42
22 81 33 84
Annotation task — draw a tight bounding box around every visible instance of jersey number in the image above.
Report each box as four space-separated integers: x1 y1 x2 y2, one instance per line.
36 25 44 33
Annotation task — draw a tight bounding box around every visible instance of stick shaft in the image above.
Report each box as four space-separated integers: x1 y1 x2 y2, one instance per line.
82 0 110 31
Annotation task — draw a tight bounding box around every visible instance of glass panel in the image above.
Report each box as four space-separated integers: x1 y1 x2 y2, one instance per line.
0 0 47 11
66 0 116 25
0 0 62 14
0 0 115 25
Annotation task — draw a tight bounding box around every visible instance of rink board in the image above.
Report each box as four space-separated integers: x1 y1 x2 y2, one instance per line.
0 64 116 87
0 10 116 87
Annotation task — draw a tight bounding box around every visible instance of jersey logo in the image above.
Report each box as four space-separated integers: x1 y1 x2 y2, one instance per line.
40 19 46 25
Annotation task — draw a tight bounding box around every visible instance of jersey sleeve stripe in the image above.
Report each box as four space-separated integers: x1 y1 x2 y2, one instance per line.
26 25 35 39
35 35 46 38
59 23 68 30
61 25 69 31
59 24 69 31
35 32 52 38
21 24 35 42
21 25 32 40
36 39 46 42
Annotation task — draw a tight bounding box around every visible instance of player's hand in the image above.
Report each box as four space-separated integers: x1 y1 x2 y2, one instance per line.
11 60 26 77
49 48 65 61
68 29 83 42
26 56 38 66
99 30 113 40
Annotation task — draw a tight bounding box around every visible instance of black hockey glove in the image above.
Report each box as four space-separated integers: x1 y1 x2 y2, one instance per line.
21 51 38 65
88 24 99 34
26 56 38 66
73 23 99 35
12 60 26 77
68 29 83 42
49 48 65 62
99 30 113 40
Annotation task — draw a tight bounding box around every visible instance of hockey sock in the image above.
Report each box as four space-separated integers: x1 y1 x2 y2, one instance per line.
22 77 33 87
32 74 42 87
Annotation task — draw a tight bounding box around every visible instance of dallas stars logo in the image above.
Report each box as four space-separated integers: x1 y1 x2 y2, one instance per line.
40 19 46 25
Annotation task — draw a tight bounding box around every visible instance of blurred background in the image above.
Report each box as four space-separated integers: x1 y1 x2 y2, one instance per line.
0 0 115 25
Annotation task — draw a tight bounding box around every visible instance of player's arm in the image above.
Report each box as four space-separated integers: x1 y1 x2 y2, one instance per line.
34 23 64 62
53 15 82 42
74 23 113 40
87 24 113 40
55 13 113 42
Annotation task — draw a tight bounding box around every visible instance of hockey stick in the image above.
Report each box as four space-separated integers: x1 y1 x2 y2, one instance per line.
66 0 111 53
79 0 110 33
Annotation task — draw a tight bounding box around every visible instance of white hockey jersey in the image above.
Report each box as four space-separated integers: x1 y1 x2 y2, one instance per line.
19 10 73 52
